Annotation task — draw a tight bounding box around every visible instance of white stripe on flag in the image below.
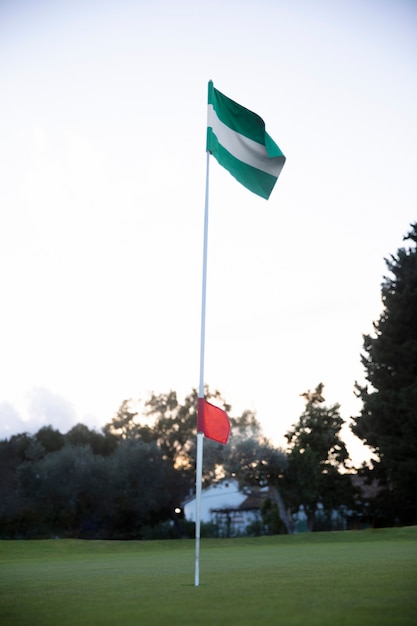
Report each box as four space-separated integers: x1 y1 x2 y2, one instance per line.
208 104 279 177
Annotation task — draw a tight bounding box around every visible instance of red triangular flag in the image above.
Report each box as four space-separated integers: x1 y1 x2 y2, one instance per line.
197 398 230 444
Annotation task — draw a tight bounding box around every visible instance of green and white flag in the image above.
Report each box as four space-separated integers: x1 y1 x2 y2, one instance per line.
206 81 286 200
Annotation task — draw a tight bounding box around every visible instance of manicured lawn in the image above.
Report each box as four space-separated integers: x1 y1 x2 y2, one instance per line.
1 527 416 625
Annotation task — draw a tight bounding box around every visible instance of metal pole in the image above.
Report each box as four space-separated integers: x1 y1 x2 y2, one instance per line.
195 150 210 587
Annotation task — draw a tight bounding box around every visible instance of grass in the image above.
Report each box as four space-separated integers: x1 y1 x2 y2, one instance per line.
0 527 416 625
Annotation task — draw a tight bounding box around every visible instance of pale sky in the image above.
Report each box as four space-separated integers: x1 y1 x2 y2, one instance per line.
1 0 416 465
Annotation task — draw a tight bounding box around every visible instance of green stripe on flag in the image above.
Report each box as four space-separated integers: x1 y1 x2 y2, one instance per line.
208 81 266 145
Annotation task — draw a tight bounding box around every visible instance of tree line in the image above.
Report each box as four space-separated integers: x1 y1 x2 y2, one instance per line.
0 223 416 538
0 386 359 539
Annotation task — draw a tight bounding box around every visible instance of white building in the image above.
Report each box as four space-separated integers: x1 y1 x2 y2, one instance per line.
184 480 264 537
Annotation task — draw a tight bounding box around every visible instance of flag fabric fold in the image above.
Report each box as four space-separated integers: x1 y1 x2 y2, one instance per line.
197 398 230 444
206 80 286 199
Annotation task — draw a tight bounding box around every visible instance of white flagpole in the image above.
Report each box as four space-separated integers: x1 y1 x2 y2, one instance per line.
195 149 210 587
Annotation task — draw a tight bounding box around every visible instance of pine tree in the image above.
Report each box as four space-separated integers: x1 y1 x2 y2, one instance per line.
352 223 417 524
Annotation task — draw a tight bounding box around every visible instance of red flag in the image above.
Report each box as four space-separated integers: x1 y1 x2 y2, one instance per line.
197 398 230 444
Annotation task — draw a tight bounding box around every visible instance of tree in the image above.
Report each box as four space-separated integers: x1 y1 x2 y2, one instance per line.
351 223 417 525
65 423 117 456
17 444 109 536
16 439 189 539
0 439 26 537
106 440 188 538
34 426 65 454
102 399 143 440
284 383 354 531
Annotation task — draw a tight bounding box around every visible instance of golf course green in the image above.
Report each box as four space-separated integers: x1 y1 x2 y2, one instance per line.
1 527 416 625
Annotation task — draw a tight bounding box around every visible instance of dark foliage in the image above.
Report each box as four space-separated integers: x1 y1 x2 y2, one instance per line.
351 224 417 525
284 384 357 531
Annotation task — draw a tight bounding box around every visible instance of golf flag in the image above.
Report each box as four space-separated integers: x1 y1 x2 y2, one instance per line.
197 398 230 444
207 81 286 199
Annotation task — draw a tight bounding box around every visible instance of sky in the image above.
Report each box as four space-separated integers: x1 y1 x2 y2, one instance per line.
0 0 416 466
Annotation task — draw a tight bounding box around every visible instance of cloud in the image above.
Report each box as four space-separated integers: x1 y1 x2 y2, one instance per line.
0 387 79 440
0 402 26 439
26 387 77 433
0 387 110 441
